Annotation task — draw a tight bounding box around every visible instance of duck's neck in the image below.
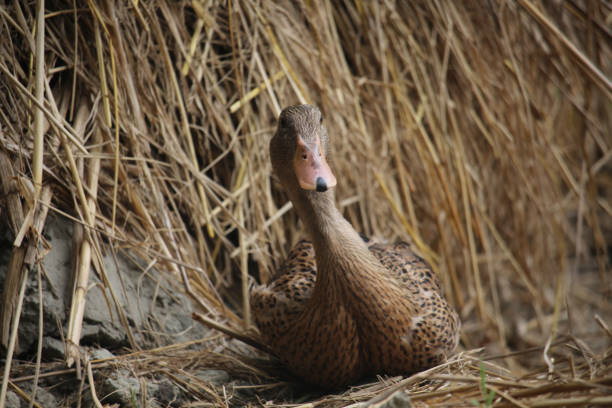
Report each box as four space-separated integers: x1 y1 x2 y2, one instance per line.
288 187 376 294
289 188 349 245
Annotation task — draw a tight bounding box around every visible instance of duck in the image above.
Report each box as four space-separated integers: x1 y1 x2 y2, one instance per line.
250 104 459 388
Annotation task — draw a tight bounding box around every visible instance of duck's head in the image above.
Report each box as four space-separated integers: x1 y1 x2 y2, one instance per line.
270 104 337 193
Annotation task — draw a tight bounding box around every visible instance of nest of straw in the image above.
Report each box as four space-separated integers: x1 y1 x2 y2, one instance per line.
0 0 610 406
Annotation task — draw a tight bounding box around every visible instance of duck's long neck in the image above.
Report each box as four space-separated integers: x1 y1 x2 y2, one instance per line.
288 187 377 295
289 188 350 246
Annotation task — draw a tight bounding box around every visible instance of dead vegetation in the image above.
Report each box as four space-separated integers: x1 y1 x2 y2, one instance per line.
0 0 610 406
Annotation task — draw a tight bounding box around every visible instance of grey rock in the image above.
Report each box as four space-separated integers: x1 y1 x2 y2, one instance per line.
153 378 185 407
83 251 141 327
101 371 163 407
41 336 65 361
15 216 73 352
4 390 20 408
197 369 230 385
81 321 128 349
90 347 114 361
101 373 141 406
374 390 413 408
20 383 58 408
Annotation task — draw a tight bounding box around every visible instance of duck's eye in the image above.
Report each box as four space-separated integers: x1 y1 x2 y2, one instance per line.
319 115 323 124
302 153 308 160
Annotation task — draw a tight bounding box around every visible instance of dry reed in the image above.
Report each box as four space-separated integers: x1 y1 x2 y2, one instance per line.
0 0 610 406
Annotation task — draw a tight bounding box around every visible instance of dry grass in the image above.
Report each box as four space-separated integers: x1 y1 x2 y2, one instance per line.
0 0 610 406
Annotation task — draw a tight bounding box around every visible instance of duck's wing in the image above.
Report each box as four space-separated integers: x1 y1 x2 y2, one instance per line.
368 239 460 358
368 240 443 293
250 239 316 337
269 239 316 281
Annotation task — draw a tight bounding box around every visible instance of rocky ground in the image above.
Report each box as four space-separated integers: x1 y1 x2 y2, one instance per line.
0 214 220 407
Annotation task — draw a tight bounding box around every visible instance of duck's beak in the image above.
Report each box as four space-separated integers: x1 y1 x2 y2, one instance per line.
294 137 337 192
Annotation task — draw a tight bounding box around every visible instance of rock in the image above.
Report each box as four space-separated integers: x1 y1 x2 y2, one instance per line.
153 378 185 407
4 390 20 408
90 347 115 361
81 321 128 349
41 336 65 361
197 369 230 385
15 216 73 353
101 372 141 406
372 390 413 408
83 251 140 327
20 383 58 408
101 371 167 407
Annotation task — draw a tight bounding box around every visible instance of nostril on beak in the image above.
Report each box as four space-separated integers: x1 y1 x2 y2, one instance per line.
315 177 328 192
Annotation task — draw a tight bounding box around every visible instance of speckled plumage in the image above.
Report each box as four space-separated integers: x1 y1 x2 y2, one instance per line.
250 105 460 388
